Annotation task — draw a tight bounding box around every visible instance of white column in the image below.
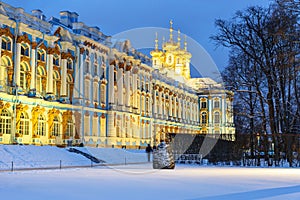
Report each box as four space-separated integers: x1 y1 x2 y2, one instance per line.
47 54 53 93
132 73 137 107
60 58 67 96
30 48 36 90
174 96 177 119
153 89 157 115
124 70 130 107
117 68 123 105
74 48 81 98
222 96 226 125
196 100 199 123
107 112 116 137
79 53 84 98
158 91 162 116
14 43 21 86
178 97 181 119
108 64 114 104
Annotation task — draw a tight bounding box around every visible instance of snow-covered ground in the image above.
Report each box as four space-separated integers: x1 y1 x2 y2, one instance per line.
1 145 300 200
0 145 148 170
1 164 300 200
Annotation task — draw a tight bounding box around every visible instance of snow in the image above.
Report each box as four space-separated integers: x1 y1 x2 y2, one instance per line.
1 145 300 199
1 165 300 200
0 145 91 169
0 145 149 170
84 146 148 164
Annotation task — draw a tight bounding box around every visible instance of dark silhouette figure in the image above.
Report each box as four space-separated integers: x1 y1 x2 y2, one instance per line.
146 144 153 162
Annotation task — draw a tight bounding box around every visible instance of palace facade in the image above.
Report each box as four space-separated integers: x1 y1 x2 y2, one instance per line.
0 2 235 148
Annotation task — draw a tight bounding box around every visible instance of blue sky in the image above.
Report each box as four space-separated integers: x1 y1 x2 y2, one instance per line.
2 0 271 71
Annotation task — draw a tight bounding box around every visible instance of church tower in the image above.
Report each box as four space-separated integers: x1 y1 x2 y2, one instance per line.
150 20 192 82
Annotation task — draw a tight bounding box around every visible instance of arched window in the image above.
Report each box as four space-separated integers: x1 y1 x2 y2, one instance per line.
66 118 74 137
52 116 61 137
214 112 220 124
0 56 11 88
0 109 11 134
201 112 207 124
53 70 60 98
1 37 12 51
21 44 29 56
53 55 60 66
36 66 45 94
37 49 45 62
37 114 46 136
20 112 29 135
214 99 220 108
20 63 30 90
67 74 73 99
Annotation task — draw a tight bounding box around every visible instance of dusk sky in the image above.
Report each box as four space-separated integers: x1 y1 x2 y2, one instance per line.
2 0 271 71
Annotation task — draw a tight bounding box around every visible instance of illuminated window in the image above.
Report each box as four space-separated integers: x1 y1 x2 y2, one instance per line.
214 112 220 124
201 101 207 109
20 112 29 135
0 109 11 134
37 114 46 136
66 118 74 137
214 100 220 108
52 116 61 137
20 63 30 90
67 74 73 100
36 66 45 94
53 70 60 98
201 112 207 124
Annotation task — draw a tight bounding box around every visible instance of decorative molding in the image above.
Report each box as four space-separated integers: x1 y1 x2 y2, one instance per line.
17 34 31 44
62 110 73 139
31 105 46 137
61 51 74 60
0 27 14 38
